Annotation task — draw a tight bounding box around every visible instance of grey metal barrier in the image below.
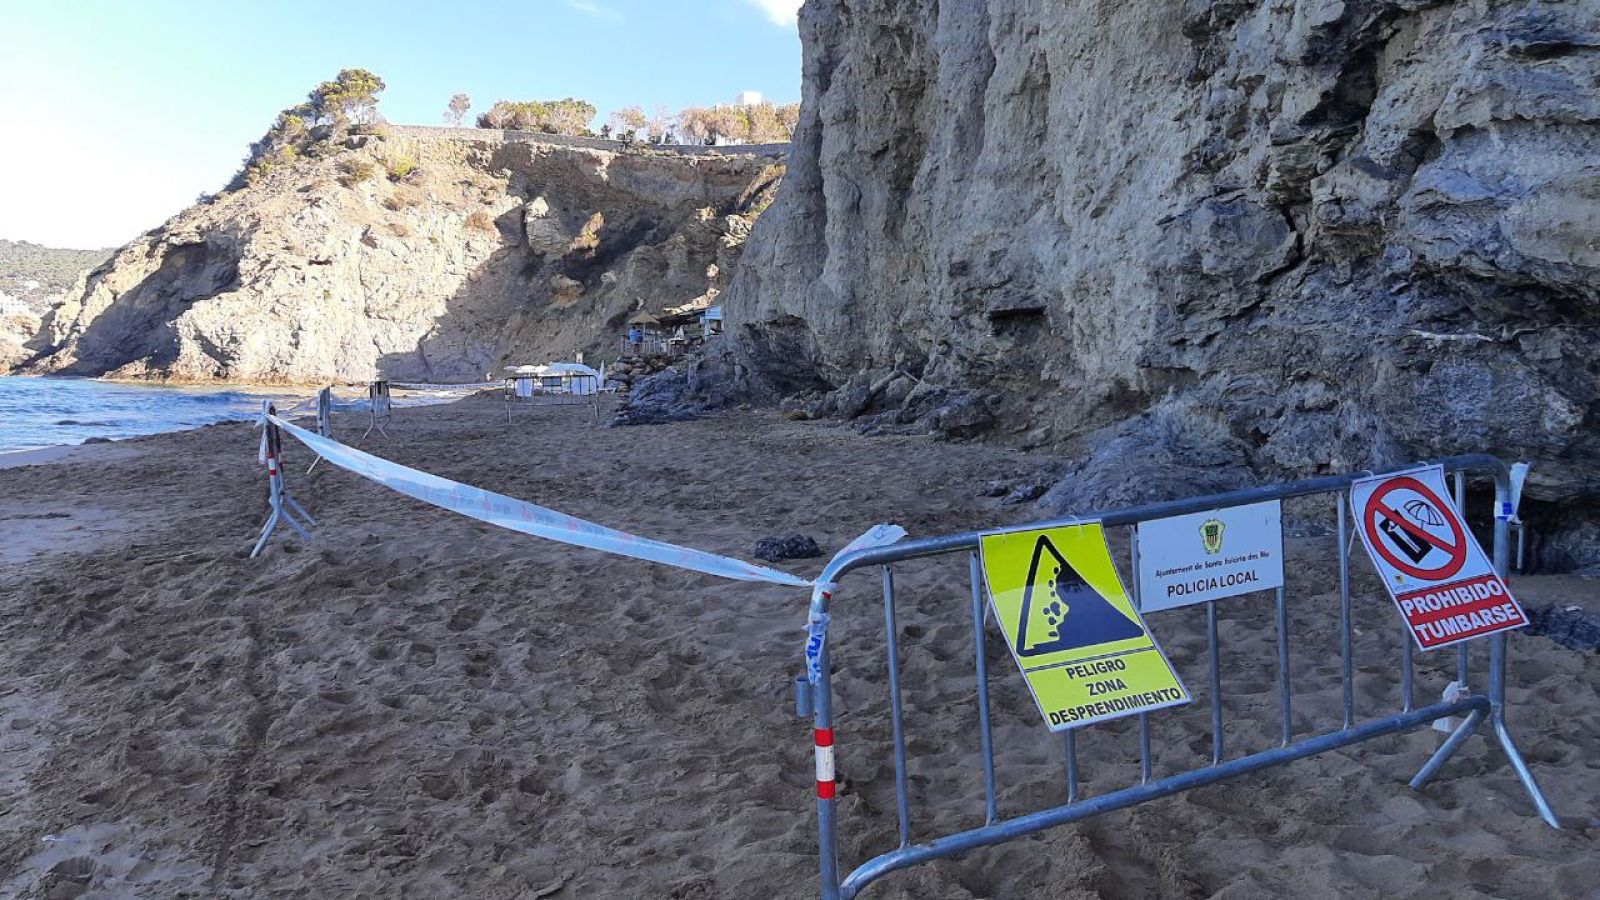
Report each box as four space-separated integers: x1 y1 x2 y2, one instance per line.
307 387 334 474
362 380 393 441
799 454 1561 900
502 374 602 424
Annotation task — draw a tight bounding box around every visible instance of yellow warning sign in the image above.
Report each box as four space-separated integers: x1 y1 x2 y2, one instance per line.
979 523 1190 732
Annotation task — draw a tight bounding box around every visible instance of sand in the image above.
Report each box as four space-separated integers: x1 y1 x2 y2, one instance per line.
0 396 1595 899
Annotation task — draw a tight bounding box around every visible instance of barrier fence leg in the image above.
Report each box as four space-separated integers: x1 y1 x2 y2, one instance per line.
1274 585 1292 747
249 409 312 557
1063 730 1079 804
815 631 842 900
881 566 912 848
309 387 332 473
361 383 391 441
1401 634 1415 714
284 494 317 527
1207 601 1223 766
1486 490 1560 828
1130 532 1152 784
1337 497 1355 730
250 504 281 559
1410 708 1486 791
1412 473 1559 827
968 553 999 825
1489 634 1560 828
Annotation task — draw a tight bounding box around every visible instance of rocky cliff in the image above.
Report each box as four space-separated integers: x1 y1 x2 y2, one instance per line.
19 131 782 384
0 241 112 367
722 0 1600 570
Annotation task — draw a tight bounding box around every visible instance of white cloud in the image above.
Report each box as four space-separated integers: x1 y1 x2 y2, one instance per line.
565 0 623 21
742 0 801 27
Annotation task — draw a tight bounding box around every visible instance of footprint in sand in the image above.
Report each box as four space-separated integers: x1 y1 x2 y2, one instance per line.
407 642 437 668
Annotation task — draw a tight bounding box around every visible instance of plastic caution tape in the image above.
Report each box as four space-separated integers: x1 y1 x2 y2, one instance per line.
266 413 903 588
802 523 911 684
390 381 502 392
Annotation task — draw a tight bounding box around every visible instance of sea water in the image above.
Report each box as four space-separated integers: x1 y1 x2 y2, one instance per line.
0 375 311 453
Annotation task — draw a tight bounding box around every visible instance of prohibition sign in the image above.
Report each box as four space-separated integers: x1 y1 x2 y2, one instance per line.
1362 476 1467 581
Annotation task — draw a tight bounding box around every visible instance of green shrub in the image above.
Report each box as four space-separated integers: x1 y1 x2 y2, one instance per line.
386 155 417 180
338 158 378 187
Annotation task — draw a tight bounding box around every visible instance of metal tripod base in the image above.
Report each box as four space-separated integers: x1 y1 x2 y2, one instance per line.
250 491 315 558
1408 705 1560 828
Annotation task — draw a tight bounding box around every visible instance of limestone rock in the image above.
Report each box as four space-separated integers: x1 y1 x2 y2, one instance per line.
722 0 1600 570
19 132 784 384
523 196 574 257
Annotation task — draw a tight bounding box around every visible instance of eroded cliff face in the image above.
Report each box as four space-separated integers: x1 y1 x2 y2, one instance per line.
724 0 1600 569
21 132 781 384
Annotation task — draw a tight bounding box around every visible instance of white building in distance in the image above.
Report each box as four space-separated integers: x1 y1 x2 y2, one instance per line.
0 292 33 317
735 90 765 106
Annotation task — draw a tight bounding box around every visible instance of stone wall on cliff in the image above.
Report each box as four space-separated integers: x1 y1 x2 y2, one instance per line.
19 132 783 385
722 0 1600 570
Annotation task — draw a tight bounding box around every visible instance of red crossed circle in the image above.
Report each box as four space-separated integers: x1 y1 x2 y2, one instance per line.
1362 476 1468 581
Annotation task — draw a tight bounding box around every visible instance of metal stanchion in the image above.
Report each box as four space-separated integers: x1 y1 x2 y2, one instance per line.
307 387 333 473
361 380 391 441
251 402 315 557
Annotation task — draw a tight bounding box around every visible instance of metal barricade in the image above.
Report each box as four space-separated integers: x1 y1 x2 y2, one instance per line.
502 374 602 424
362 380 393 441
801 454 1560 899
307 387 334 473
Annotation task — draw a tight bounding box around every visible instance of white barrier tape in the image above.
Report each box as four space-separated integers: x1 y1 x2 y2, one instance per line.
391 381 501 392
1503 462 1531 523
835 524 908 558
267 413 818 587
805 612 831 686
257 403 270 464
802 524 909 685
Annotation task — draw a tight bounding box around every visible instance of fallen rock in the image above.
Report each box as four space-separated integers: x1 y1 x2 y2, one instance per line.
1038 401 1257 515
608 368 701 427
1526 604 1600 653
927 392 997 440
753 535 823 562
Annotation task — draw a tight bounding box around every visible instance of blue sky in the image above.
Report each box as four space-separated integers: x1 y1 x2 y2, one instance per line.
0 0 802 249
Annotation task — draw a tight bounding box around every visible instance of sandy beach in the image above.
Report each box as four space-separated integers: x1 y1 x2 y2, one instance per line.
0 397 1595 899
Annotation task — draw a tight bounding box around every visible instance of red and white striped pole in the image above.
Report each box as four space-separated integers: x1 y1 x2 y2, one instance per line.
265 404 282 494
814 726 836 799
